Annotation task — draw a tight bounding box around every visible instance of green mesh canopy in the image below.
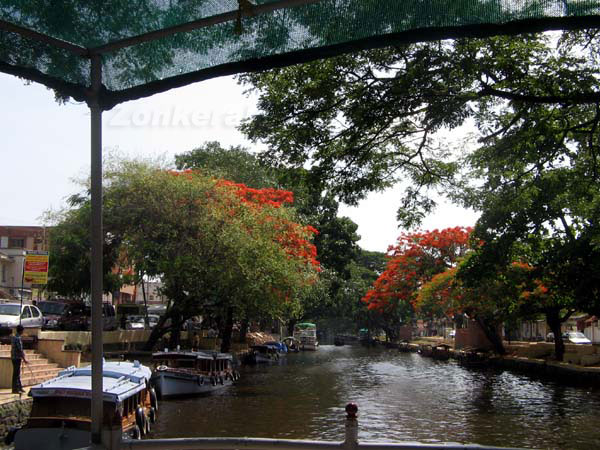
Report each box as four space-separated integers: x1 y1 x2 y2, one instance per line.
1 0 599 109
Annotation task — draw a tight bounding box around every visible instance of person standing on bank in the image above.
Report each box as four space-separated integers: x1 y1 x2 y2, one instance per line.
11 325 28 394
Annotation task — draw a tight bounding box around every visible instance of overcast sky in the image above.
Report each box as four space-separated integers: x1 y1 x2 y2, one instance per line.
0 72 478 253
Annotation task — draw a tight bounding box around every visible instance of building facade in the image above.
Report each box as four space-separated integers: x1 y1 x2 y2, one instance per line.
134 280 167 305
0 226 49 299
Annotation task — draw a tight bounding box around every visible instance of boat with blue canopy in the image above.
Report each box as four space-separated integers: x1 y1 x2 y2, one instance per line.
11 360 157 449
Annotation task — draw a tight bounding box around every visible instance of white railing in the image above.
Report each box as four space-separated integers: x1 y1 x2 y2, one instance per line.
119 403 517 450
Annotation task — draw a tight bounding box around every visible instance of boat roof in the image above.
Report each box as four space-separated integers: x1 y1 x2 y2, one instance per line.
152 350 232 361
30 361 151 403
295 322 316 328
58 360 152 383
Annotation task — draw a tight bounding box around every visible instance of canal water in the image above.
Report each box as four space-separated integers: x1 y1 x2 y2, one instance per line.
150 345 600 449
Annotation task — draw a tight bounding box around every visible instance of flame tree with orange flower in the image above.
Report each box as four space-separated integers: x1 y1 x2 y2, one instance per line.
417 259 540 355
362 227 472 340
49 159 320 353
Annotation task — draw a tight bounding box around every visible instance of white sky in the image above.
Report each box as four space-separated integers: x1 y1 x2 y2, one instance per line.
0 72 478 253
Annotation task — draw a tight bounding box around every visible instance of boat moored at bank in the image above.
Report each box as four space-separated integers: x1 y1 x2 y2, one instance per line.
151 350 238 398
293 323 319 351
243 343 287 364
11 360 156 450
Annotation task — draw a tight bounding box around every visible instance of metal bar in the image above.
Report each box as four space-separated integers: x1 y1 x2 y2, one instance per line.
88 0 322 56
122 437 342 449
121 438 517 450
0 19 88 56
89 53 104 445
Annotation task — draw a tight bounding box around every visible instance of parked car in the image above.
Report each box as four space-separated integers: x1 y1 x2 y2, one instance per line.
57 302 117 331
546 331 592 345
0 302 43 330
37 300 70 330
449 330 456 339
563 331 592 345
126 314 160 330
125 315 146 330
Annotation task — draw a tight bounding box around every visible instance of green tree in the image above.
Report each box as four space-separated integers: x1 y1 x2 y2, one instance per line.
47 199 124 299
48 159 319 352
241 31 600 340
239 31 600 225
174 141 278 189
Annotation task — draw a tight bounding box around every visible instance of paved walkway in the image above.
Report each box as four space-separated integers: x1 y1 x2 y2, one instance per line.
0 387 31 406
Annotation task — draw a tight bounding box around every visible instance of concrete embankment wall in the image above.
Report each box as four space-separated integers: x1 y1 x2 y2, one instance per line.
0 398 31 443
490 356 600 384
412 338 600 385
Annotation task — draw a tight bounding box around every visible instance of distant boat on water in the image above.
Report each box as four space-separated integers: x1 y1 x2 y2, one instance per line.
293 322 319 351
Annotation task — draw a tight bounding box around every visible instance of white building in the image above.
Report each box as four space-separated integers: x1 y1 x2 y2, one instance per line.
134 280 167 305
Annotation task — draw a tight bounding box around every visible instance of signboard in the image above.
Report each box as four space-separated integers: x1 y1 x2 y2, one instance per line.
24 250 49 284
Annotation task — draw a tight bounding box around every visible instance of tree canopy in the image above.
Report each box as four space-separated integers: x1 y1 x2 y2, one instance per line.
240 30 600 349
362 227 472 339
48 159 320 351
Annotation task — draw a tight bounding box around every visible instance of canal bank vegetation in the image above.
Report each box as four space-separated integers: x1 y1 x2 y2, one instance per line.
240 30 600 361
47 157 322 353
45 145 382 354
43 31 600 361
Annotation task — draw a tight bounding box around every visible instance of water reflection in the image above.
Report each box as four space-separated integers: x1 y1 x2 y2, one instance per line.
150 346 600 449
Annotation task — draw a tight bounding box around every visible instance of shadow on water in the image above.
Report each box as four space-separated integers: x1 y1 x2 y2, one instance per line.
149 345 600 449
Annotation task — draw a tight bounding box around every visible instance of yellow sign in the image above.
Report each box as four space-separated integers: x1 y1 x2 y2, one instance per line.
24 250 49 285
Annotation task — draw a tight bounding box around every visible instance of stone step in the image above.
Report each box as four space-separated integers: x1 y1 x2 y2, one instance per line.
20 362 59 372
21 368 60 380
0 351 45 359
21 370 62 387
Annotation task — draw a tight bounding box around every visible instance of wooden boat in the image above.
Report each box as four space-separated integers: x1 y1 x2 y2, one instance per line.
243 344 282 364
398 340 412 352
293 323 319 351
456 348 489 367
418 344 433 357
282 336 300 352
431 343 452 361
264 340 288 356
11 360 156 449
151 350 238 398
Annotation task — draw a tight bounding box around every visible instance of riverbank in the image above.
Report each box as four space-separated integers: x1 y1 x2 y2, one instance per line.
0 392 31 446
405 336 600 386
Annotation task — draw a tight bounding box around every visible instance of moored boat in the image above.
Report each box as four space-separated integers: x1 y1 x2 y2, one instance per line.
456 348 489 367
11 360 156 449
431 343 452 361
282 336 300 352
243 344 282 364
151 350 238 398
293 322 319 351
418 344 433 357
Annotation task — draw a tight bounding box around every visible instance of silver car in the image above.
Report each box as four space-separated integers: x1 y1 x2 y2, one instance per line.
0 302 44 329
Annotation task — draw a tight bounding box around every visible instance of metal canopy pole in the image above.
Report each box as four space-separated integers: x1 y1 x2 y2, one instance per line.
89 54 104 446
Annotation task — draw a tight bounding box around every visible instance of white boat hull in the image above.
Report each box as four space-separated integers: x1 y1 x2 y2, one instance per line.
300 342 319 351
152 370 233 398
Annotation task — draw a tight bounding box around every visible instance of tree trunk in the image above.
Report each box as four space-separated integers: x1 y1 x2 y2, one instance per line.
475 317 505 355
546 309 565 362
168 316 182 349
287 319 296 337
238 318 249 343
220 306 234 353
144 313 172 351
